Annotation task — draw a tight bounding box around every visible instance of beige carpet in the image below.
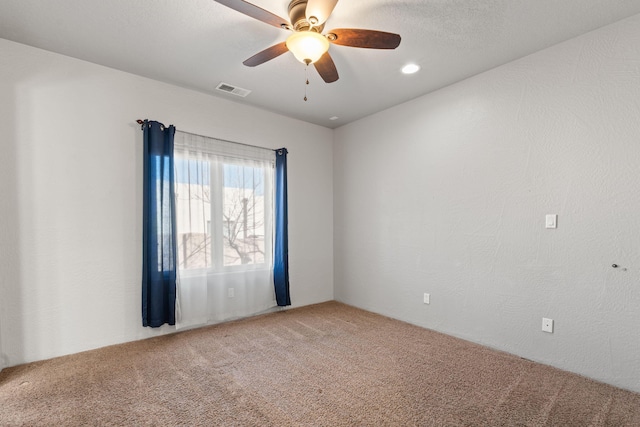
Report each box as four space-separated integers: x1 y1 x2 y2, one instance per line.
1 301 639 426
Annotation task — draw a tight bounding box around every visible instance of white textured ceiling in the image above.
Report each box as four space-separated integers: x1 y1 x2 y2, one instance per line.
2 0 640 128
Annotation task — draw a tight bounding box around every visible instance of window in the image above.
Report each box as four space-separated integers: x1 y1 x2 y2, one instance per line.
173 134 274 274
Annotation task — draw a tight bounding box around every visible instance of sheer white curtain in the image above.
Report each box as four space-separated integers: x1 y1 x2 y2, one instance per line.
173 131 276 329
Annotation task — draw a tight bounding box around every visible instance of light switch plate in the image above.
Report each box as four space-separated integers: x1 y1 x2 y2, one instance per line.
545 214 557 229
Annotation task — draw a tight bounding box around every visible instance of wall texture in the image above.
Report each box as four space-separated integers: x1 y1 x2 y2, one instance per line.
0 39 334 368
334 14 640 393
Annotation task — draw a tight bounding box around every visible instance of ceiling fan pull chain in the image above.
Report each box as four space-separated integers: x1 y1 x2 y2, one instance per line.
304 65 309 101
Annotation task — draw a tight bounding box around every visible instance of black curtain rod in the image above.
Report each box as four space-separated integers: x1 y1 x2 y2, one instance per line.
136 119 282 153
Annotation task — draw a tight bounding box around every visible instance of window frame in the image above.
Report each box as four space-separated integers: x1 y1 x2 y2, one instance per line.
175 152 274 278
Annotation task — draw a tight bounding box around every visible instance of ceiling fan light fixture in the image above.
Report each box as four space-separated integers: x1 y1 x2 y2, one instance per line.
286 31 330 65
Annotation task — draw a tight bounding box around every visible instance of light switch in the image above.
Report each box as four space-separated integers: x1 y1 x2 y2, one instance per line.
545 214 557 229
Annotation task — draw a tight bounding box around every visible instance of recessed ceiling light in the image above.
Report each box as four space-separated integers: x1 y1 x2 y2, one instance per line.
401 64 420 74
329 116 339 121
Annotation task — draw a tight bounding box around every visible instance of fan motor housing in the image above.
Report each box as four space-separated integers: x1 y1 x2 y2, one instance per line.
288 0 324 32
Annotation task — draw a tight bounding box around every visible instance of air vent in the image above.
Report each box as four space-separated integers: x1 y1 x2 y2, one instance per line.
216 82 251 98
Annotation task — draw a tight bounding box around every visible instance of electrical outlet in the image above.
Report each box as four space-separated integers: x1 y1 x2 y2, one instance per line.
423 293 430 304
542 317 553 333
228 288 235 298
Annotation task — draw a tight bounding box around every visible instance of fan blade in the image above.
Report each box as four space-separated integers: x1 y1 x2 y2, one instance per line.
328 28 401 49
243 42 289 67
305 0 338 26
313 52 339 83
214 0 289 29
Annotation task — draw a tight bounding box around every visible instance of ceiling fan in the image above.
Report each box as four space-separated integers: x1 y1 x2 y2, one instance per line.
215 0 401 83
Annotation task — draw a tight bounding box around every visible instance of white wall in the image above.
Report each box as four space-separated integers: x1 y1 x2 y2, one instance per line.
334 14 640 393
0 38 334 368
